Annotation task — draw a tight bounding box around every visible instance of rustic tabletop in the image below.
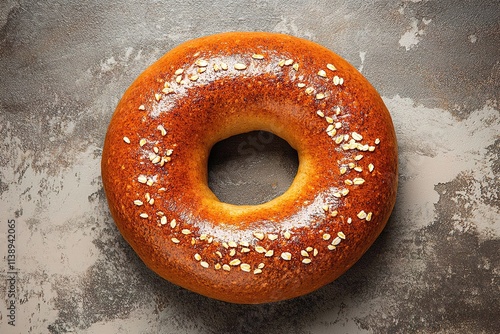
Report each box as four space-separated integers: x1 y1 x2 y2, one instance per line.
1 1 499 333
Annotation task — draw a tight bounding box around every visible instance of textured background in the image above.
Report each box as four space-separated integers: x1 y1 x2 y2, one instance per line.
1 0 499 333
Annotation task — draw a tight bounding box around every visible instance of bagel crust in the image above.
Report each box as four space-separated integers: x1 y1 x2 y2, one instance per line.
101 32 398 304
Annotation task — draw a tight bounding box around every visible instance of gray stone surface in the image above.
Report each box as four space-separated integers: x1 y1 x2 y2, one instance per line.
0 0 499 333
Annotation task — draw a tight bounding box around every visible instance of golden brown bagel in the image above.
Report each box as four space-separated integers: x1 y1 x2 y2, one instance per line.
101 32 398 304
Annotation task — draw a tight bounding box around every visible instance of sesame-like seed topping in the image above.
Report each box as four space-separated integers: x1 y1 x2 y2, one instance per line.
171 237 180 244
222 242 229 249
326 124 335 132
229 259 241 266
134 200 143 206
306 246 313 252
189 74 199 81
228 241 238 248
265 250 274 257
214 263 222 270
345 179 353 185
315 92 326 100
369 146 376 152
354 166 363 173
325 116 334 124
366 212 373 221
253 232 265 240
317 69 327 77
352 132 363 141
181 229 191 235
138 104 145 110
160 216 167 225
195 59 208 67
327 129 337 137
154 93 162 101
146 178 154 186
322 205 330 212
332 237 342 246
335 136 344 144
215 251 222 258
151 156 161 164
253 268 263 274
213 63 220 72
241 247 251 253
252 54 265 59
327 63 337 71
368 163 375 172
240 263 251 272
316 110 325 117
331 210 338 217
229 248 236 256
302 258 312 264
123 136 131 144
297 83 306 88
157 125 167 136
170 219 176 228
305 87 314 95
340 166 348 175
222 264 231 271
234 63 247 70
174 68 184 75
333 75 341 85
281 252 292 261
327 245 336 251
313 248 319 256
301 250 309 257
268 234 278 241
284 59 294 66
139 138 147 147
322 233 331 241
375 138 381 145
355 154 364 161
258 263 265 269
347 217 352 224
255 246 266 254
333 192 342 198
284 231 292 239
175 75 182 84
200 261 209 268
353 177 365 185
239 240 250 247
194 253 202 261
338 231 346 239
220 62 228 70
341 188 350 196
139 213 148 219
137 175 148 184
162 87 174 94
292 63 299 71
165 149 173 156
278 59 286 67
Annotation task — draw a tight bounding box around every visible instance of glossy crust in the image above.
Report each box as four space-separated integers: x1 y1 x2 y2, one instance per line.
101 32 398 304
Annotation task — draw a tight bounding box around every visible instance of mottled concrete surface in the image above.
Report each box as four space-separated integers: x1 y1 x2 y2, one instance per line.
0 0 499 333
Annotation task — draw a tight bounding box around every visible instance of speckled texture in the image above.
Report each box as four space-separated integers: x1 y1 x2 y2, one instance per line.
0 0 499 332
101 32 398 303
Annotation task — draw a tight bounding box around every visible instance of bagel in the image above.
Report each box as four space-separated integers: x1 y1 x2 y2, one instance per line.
101 32 398 304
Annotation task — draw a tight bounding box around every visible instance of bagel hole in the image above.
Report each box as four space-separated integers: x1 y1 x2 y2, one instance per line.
207 131 299 205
